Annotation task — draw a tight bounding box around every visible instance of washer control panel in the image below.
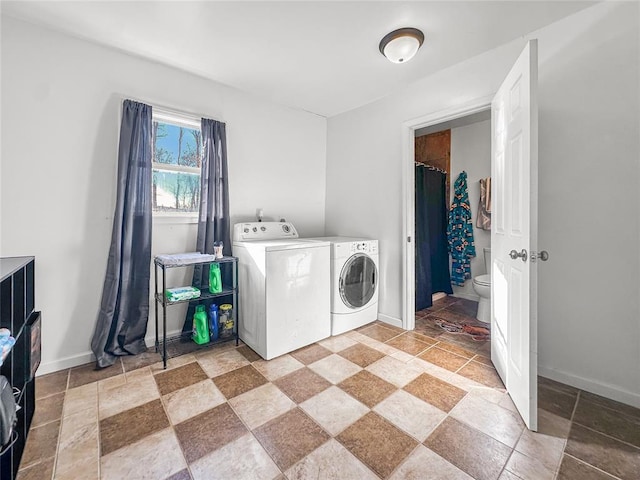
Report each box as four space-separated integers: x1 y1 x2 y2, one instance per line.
233 222 299 241
350 240 378 254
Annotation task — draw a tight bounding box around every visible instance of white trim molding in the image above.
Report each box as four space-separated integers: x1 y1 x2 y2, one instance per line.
401 95 492 332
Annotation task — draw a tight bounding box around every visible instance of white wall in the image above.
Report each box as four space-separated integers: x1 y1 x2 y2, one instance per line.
0 16 327 373
326 3 640 406
448 120 492 300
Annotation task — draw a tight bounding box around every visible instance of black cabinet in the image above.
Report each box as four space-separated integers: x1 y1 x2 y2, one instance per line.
0 257 39 480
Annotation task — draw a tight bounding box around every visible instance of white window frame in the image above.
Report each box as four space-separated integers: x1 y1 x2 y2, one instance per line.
152 109 202 223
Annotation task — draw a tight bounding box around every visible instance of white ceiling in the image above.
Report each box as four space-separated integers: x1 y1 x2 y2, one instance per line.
1 1 594 117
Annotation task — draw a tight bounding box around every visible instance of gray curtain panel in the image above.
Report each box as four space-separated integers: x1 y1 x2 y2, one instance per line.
182 118 231 335
91 100 153 368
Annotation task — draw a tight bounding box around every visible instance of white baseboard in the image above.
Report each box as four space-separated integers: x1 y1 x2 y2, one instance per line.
538 365 640 409
38 351 95 376
378 313 403 329
37 329 185 376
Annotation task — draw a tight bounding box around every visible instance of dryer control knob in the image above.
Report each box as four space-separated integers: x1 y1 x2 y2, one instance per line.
244 228 249 233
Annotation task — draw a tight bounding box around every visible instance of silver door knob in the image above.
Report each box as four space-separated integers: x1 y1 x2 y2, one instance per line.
531 250 549 262
509 249 528 262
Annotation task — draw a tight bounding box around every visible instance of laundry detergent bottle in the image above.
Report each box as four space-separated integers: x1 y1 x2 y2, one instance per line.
192 305 210 345
209 263 222 294
209 304 219 340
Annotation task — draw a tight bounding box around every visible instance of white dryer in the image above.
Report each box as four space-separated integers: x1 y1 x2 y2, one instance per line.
233 222 330 360
312 237 379 335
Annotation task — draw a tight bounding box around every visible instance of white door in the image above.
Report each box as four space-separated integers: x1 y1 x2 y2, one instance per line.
491 40 539 430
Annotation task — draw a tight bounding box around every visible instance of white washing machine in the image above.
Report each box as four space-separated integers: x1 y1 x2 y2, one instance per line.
233 222 330 360
311 237 379 335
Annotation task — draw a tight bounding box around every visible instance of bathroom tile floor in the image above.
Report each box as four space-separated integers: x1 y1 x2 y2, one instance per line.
18 296 640 480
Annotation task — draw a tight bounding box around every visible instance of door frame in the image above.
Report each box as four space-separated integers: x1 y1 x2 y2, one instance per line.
401 96 493 330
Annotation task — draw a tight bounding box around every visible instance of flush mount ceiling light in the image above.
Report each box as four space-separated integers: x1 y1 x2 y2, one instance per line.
379 27 424 64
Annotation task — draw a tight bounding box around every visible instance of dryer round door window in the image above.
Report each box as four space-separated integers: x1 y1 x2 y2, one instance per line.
339 254 377 309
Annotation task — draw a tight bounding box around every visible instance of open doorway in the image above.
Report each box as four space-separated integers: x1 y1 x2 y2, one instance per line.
401 97 492 332
412 108 493 350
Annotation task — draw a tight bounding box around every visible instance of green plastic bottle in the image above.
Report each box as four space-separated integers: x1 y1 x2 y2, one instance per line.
209 263 222 294
192 305 210 345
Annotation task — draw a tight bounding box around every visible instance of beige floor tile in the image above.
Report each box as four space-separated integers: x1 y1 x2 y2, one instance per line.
98 373 127 392
229 383 295 429
286 439 378 480
252 354 304 381
407 357 455 382
190 432 280 480
63 382 98 417
318 334 358 353
505 450 555 480
54 458 99 480
450 393 524 447
374 390 446 442
150 353 197 372
366 356 423 388
55 410 98 478
498 470 524 480
515 427 566 472
391 350 416 363
163 379 226 425
100 428 186 480
300 386 369 435
98 373 160 419
197 349 251 377
389 445 473 480
308 354 362 384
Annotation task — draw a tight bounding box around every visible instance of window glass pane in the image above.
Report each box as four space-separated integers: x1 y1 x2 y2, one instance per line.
152 119 202 213
152 121 202 168
152 170 200 213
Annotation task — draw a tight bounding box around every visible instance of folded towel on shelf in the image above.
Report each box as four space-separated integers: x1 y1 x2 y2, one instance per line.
156 252 218 266
165 286 201 302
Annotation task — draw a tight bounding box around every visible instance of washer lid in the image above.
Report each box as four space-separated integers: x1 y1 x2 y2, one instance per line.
234 238 329 252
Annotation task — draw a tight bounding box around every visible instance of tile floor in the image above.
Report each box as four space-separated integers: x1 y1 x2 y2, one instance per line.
18 296 640 480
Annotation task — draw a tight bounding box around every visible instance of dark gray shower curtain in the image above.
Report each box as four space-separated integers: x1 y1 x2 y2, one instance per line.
92 100 152 368
415 166 453 311
182 118 230 335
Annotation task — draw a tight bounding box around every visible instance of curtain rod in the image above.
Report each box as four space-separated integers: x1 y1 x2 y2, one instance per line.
119 94 225 124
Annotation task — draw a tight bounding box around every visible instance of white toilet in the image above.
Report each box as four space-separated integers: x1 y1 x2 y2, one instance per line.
472 248 491 324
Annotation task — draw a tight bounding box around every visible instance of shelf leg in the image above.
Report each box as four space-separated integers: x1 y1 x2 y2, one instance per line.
154 262 159 353
162 264 167 369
